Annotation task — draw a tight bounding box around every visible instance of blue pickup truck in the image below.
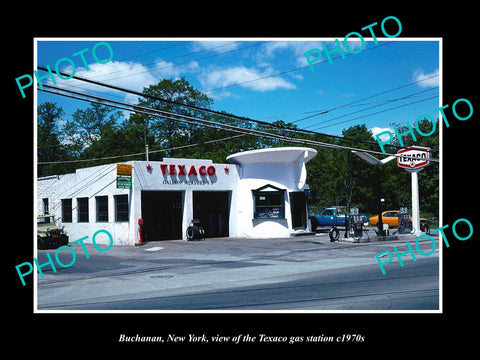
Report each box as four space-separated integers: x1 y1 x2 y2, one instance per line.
309 207 367 230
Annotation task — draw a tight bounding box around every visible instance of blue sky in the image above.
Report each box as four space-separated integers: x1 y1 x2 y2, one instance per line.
36 38 440 139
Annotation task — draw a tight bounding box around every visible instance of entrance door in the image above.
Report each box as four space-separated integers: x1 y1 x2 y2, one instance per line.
141 191 183 241
193 191 230 238
290 192 307 229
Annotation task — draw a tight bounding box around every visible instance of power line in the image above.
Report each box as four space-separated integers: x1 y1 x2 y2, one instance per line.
39 66 436 152
36 40 438 151
115 41 192 62
85 41 240 82
305 88 438 129
201 41 396 94
36 41 396 137
60 41 263 86
37 65 334 140
291 73 439 124
313 95 438 131
41 84 304 143
38 129 246 165
40 84 440 163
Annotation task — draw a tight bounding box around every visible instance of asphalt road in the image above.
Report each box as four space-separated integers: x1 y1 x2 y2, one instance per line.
36 232 440 311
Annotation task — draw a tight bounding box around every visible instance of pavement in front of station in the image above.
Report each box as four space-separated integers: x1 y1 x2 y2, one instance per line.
34 230 440 311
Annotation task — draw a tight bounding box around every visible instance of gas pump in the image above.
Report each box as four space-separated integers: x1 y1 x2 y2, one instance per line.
398 207 412 234
347 208 363 240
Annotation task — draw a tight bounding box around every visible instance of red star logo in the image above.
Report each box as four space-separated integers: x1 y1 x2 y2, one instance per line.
224 166 229 173
146 164 152 171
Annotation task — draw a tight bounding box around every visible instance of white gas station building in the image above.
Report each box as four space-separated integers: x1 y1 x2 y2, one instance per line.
37 147 317 246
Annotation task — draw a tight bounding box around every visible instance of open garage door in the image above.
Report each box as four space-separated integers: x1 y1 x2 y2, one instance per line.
141 191 183 241
193 191 230 238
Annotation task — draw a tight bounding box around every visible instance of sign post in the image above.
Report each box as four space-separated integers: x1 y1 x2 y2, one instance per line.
397 146 430 235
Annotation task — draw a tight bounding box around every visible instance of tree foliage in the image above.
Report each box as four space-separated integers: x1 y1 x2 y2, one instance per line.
37 78 439 219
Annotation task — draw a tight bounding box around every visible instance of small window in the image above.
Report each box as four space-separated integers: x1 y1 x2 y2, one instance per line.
96 196 109 222
77 197 89 223
253 185 285 219
62 199 72 222
115 194 129 222
42 198 49 214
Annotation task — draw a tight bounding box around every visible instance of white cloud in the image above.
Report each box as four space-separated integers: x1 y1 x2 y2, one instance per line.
199 65 296 93
412 68 439 88
190 41 240 53
370 126 394 142
260 41 292 58
258 40 365 69
154 59 199 78
259 41 326 67
49 58 201 106
46 60 187 119
52 60 158 95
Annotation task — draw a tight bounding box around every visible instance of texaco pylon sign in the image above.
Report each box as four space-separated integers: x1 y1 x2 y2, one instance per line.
397 146 430 172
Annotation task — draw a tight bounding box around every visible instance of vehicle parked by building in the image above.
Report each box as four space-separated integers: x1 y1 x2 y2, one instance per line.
309 207 367 230
37 214 69 249
369 210 430 233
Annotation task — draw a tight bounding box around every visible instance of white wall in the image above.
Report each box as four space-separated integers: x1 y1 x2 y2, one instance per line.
227 148 316 238
37 163 132 246
37 148 315 245
132 159 240 241
232 177 297 239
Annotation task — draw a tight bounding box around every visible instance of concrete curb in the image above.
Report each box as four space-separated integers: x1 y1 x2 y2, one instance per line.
340 233 418 243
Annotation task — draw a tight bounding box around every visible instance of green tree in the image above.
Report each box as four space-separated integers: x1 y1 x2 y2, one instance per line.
37 102 66 177
127 77 269 162
336 125 381 212
62 102 125 167
68 102 121 148
305 139 340 211
304 123 432 217
129 77 214 160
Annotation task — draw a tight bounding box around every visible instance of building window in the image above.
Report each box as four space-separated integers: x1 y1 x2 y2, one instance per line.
62 199 72 222
42 198 49 214
96 196 109 222
115 194 129 222
253 185 285 219
77 197 89 223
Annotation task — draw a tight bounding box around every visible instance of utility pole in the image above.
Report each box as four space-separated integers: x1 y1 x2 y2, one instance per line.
375 166 384 235
144 127 149 162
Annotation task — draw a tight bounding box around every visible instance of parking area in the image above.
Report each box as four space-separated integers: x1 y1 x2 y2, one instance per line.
35 230 440 311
